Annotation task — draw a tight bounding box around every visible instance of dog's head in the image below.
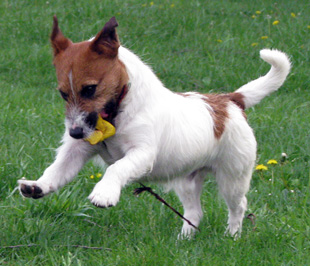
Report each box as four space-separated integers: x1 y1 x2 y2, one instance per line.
51 16 128 139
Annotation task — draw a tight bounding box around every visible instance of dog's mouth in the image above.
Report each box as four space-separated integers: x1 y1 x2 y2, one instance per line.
68 101 116 140
98 83 130 123
67 83 129 140
68 112 116 144
100 98 118 122
84 115 116 145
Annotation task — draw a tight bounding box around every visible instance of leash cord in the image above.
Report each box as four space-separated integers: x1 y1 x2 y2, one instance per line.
134 183 200 231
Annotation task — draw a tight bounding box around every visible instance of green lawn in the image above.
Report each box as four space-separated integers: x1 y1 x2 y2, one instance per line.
1 0 310 265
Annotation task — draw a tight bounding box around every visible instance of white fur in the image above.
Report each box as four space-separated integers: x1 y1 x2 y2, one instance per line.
19 48 290 237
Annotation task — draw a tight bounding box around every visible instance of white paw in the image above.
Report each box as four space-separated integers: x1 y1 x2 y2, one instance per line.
225 221 242 239
88 179 121 208
18 178 50 199
178 222 199 240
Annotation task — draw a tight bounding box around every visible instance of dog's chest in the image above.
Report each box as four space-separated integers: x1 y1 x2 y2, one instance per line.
97 135 130 165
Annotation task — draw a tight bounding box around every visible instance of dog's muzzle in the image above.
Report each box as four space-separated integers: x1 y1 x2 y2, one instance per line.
69 112 98 139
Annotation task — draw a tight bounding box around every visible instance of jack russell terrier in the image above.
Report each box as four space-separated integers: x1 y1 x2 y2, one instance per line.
18 16 290 237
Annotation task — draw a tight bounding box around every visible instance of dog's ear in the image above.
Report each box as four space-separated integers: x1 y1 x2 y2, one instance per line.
90 17 120 57
50 15 72 56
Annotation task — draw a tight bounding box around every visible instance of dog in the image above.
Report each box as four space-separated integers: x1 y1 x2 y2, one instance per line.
18 16 291 237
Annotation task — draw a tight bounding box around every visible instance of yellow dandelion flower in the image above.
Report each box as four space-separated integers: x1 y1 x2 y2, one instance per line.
255 11 262 15
90 175 94 179
272 20 279 25
256 164 268 171
170 3 175 8
217 39 223 43
291 12 296 18
267 159 278 165
307 25 310 29
261 36 268 40
96 173 102 178
150 1 154 6
251 42 259 47
252 15 256 19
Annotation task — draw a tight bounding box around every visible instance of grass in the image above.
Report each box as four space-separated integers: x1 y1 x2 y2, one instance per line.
1 0 310 264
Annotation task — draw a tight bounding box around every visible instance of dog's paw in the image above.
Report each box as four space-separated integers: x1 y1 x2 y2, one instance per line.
88 179 121 208
18 179 47 199
224 222 242 239
178 223 198 240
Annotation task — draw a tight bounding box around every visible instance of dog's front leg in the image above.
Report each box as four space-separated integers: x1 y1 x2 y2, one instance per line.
89 147 155 208
18 133 96 199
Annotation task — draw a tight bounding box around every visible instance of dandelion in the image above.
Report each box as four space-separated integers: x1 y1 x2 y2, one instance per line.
272 20 279 25
90 175 94 179
261 36 268 40
307 25 310 29
255 11 262 15
150 1 154 6
170 3 175 8
252 15 256 19
256 164 268 171
96 173 102 178
291 12 296 18
251 42 259 47
217 39 223 43
267 159 278 165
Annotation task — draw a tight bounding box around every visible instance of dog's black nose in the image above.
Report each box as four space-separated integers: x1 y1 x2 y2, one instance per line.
69 127 84 139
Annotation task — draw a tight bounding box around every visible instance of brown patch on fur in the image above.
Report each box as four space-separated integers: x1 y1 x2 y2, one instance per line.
179 92 246 139
228 92 245 110
51 17 128 115
202 94 229 139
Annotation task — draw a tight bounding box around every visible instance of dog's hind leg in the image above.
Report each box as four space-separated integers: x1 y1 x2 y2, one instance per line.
172 169 206 238
215 166 253 237
213 104 256 237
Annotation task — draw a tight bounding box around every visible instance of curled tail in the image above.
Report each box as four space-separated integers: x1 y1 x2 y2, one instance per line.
236 49 291 109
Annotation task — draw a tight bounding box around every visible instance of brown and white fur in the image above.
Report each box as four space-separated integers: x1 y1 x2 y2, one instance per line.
18 17 291 238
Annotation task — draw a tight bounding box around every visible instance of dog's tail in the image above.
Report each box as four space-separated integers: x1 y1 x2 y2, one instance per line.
235 49 291 109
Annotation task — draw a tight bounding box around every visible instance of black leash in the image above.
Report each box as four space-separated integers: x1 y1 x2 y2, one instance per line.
134 183 200 231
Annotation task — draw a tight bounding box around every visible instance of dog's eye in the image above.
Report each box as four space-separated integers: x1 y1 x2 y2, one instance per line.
81 85 97 99
59 90 69 102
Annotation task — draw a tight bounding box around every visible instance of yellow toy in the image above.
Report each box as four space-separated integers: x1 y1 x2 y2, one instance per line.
84 115 116 145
